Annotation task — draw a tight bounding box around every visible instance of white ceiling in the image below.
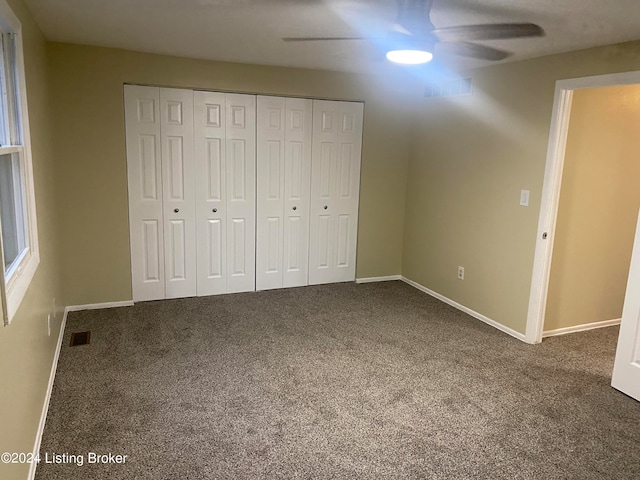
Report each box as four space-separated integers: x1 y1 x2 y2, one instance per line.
24 0 640 74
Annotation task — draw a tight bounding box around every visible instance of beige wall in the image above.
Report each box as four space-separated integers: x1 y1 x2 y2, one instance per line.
0 0 64 479
48 43 417 305
544 85 640 331
49 39 640 328
2 11 640 479
403 41 640 335
2 15 640 480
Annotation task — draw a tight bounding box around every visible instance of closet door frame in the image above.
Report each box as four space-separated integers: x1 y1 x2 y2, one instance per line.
126 85 363 301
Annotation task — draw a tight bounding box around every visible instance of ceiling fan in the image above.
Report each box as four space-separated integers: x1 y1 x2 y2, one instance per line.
282 0 544 64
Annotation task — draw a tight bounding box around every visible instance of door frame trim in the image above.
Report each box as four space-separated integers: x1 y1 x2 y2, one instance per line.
525 69 640 344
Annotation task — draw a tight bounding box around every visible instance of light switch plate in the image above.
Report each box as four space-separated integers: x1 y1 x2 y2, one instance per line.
520 189 530 207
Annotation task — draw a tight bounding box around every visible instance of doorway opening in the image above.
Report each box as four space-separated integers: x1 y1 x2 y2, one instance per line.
543 84 640 337
526 70 640 344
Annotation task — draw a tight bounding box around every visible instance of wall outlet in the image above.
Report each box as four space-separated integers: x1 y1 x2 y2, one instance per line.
47 314 51 337
520 189 530 206
457 266 465 280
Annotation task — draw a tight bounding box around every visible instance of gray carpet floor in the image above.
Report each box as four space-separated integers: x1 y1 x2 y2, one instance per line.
36 281 640 479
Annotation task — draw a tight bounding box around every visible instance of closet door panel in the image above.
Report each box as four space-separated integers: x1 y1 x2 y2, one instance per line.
195 91 227 295
309 101 338 285
125 85 165 301
161 88 197 298
283 98 312 288
226 94 256 293
257 96 285 290
309 100 363 285
257 96 312 290
334 102 363 281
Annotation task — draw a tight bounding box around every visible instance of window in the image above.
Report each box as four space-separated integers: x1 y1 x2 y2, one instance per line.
0 0 38 325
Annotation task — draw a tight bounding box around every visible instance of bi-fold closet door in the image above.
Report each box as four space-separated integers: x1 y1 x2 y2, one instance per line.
256 98 364 289
308 100 363 285
125 85 196 301
194 91 256 296
125 85 255 302
126 85 363 302
256 96 313 290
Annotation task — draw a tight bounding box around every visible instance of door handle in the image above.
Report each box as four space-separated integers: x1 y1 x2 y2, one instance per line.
212 208 217 213
323 205 328 210
174 208 179 213
292 206 297 211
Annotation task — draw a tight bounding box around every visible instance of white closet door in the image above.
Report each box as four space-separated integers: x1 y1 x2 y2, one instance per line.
309 100 363 285
225 94 256 293
194 91 227 296
257 96 312 290
160 88 197 298
282 98 312 288
125 85 165 302
256 96 286 290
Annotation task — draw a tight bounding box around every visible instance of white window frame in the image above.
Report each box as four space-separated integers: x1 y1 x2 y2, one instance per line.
0 0 38 325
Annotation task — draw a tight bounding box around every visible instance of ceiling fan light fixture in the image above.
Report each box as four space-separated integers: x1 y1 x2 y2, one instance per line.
386 49 433 65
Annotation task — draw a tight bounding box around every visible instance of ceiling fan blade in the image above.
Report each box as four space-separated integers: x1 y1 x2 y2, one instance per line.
396 0 435 34
432 23 544 42
282 36 371 42
437 41 511 61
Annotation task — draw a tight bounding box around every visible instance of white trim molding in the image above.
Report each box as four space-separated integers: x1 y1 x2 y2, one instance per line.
65 300 134 312
526 69 640 345
542 318 621 338
355 275 402 284
401 276 526 342
0 0 40 325
524 82 574 344
28 309 67 480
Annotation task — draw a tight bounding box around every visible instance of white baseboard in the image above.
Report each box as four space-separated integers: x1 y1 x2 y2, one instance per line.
355 275 402 284
28 309 68 480
542 318 621 338
28 300 133 478
400 276 527 342
65 300 134 312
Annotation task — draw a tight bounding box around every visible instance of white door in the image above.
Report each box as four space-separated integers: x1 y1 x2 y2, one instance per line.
256 96 286 290
225 94 256 294
309 100 363 285
160 88 197 298
256 96 312 290
283 98 313 288
124 85 165 302
194 91 227 296
612 208 640 401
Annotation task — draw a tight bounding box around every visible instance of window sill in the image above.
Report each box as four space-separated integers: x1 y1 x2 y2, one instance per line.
5 250 38 324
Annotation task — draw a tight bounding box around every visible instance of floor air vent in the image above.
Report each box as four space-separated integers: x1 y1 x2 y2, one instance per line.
70 331 91 347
